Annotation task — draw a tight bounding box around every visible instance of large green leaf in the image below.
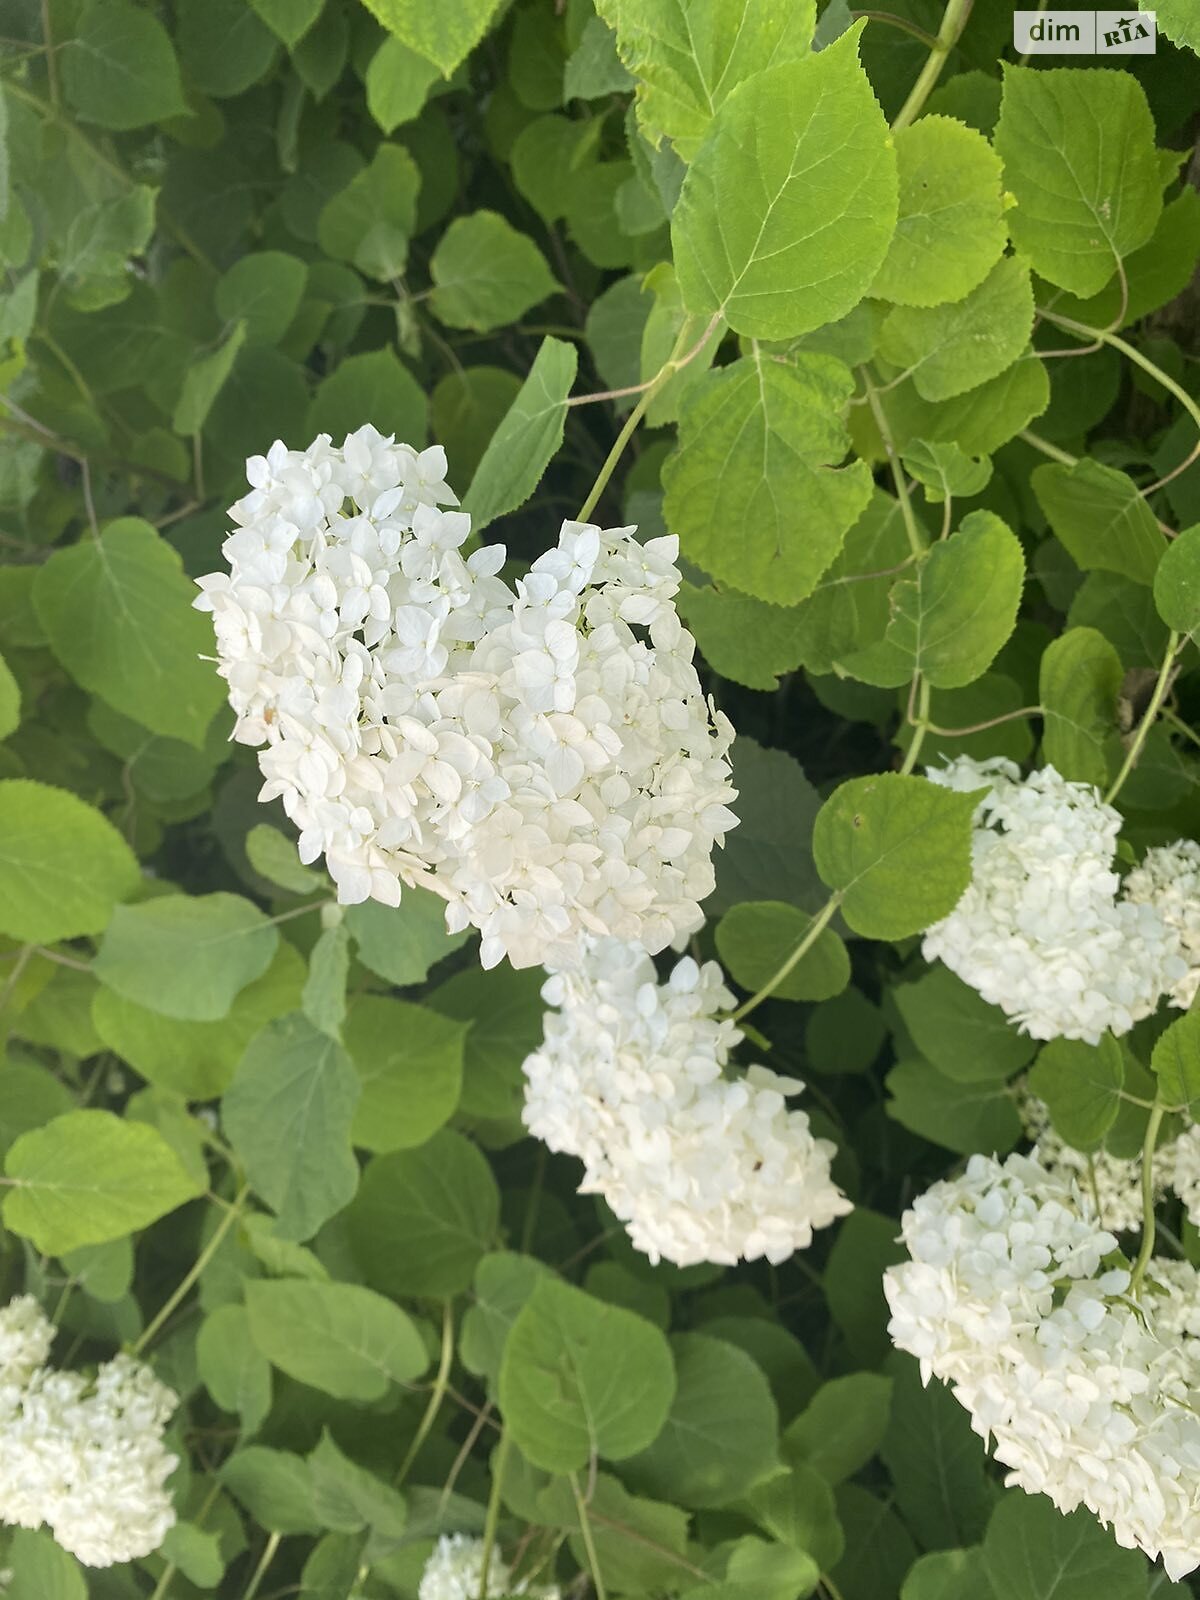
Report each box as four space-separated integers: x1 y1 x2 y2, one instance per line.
428 211 557 331
886 1059 1022 1156
1029 1034 1125 1149
245 1279 429 1400
3 1109 204 1254
1033 460 1166 587
344 994 466 1151
462 336 577 533
344 887 468 987
33 518 227 746
0 780 138 944
1038 625 1122 787
63 0 186 129
879 257 1034 402
783 1373 891 1485
663 352 873 604
882 1359 995 1549
7 1530 87 1600
715 901 849 1003
308 349 428 446
982 1493 1147 1600
365 36 442 133
893 965 1035 1083
500 1277 676 1472
672 25 898 340
215 252 308 346
994 65 1161 297
1153 522 1200 638
1152 1005 1200 1116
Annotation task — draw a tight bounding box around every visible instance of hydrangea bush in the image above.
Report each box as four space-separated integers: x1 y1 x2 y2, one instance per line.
1 1 1200 1597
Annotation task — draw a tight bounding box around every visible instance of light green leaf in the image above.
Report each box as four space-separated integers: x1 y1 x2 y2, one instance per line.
625 1332 779 1509
174 322 247 435
159 1522 225 1588
345 994 466 1151
887 1059 1022 1156
676 580 809 692
983 1493 1147 1600
33 518 227 745
429 211 557 332
871 115 1008 308
59 186 156 303
61 1236 134 1303
901 1549 988 1600
783 1373 891 1486
542 1472 691 1597
460 1251 551 1393
365 35 441 132
716 1536 820 1600
1029 1034 1125 1149
994 65 1161 297
7 1528 86 1600
812 773 980 940
672 25 897 339
4 1109 204 1254
63 0 186 129
308 348 428 446
1033 459 1166 587
879 352 1050 459
638 261 720 426
197 1304 273 1435
215 252 308 346
901 439 992 504
222 1014 361 1241
308 1432 408 1538
249 0 322 46
462 336 577 534
500 1276 676 1473
95 893 278 1023
221 1447 320 1535
564 15 632 100
245 1278 428 1400
344 887 467 987
894 965 1035 1083
0 780 137 944
595 0 814 158
302 922 351 1039
843 511 1024 689
1038 625 1122 787
879 257 1034 403
663 351 873 605
747 1463 844 1573
317 144 420 270
1157 0 1200 52
245 824 326 894
1153 522 1200 637
716 901 849 1003
347 1129 498 1297
358 0 505 75
1152 1005 1200 1116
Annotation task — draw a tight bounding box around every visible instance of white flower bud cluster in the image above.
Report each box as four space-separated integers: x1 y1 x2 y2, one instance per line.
884 1152 1200 1580
1124 839 1200 1010
522 938 851 1267
417 1533 560 1600
922 758 1187 1042
0 1298 177 1567
196 429 736 971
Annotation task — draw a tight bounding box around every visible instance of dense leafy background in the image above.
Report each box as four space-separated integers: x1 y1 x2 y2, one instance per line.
1 0 1200 1596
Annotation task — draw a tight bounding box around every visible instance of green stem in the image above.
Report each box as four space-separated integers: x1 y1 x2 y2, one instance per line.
851 10 939 47
241 1530 280 1600
132 1186 249 1356
730 894 843 1023
575 314 721 522
1104 631 1181 805
891 0 974 130
861 372 926 559
0 943 34 1014
478 1426 512 1600
900 675 932 776
395 1301 454 1488
1039 308 1200 445
1018 429 1078 467
570 1473 608 1600
1163 706 1200 752
1130 1103 1166 1296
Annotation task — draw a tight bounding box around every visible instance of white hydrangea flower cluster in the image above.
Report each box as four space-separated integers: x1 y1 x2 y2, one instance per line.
884 1152 1200 1580
0 1298 177 1566
522 938 851 1267
417 1533 560 1600
1124 839 1200 1010
195 429 736 971
1017 1091 1158 1234
922 758 1186 1042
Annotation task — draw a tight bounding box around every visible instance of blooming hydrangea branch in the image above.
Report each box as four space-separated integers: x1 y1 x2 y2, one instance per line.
195 429 737 971
0 1297 177 1566
884 1153 1200 1580
417 1533 560 1600
522 938 851 1267
922 758 1188 1042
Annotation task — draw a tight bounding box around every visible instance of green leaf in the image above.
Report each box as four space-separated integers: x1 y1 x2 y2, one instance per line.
747 1463 845 1573
59 186 156 305
33 518 227 745
197 1304 273 1435
345 994 466 1151
672 26 897 339
595 0 814 158
625 1332 780 1508
1152 1005 1200 1115
500 1276 676 1472
159 1522 225 1588
308 349 428 446
95 893 278 1023
1038 625 1122 787
222 1014 361 1241
639 262 719 425
358 0 505 75
462 336 577 534
1154 522 1200 637
63 0 186 129
901 439 992 504
879 257 1034 403
870 115 1008 307
1029 1034 1125 1148
7 1529 86 1600
308 1432 408 1538
1033 460 1166 587
813 773 979 940
221 1447 320 1535
543 1471 691 1597
428 964 545 1121
782 1373 891 1485
711 740 825 918
663 351 873 605
61 1236 134 1303
317 144 420 271
880 353 1051 459
881 1357 994 1549
994 65 1161 297
901 1549 988 1600
844 511 1024 689
347 1129 499 1297
0 779 137 944
0 1060 72 1157
249 0 323 47
245 824 326 895
715 1536 820 1600
302 922 351 1039
833 1486 919 1600
886 1059 1022 1156
431 366 524 483
175 0 278 95
174 321 247 435
715 901 849 1003
1158 0 1200 52
215 252 308 346
365 36 441 133
564 15 632 101
982 1493 1148 1600
3 1108 203 1254
344 888 467 987
511 114 604 224
676 580 809 692
428 211 557 332
460 1251 551 1392
893 965 1036 1083
245 1278 428 1400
